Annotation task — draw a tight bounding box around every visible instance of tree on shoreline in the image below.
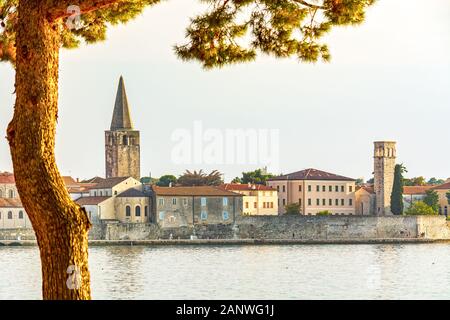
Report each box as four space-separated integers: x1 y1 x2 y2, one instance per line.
424 190 439 213
391 164 406 215
0 0 376 300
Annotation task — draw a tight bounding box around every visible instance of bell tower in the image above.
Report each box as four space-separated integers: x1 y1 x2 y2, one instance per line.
105 76 140 180
373 141 396 215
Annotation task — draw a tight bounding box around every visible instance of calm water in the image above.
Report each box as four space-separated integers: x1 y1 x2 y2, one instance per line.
1 244 450 300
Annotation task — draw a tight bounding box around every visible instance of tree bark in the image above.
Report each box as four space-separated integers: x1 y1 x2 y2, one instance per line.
7 1 91 300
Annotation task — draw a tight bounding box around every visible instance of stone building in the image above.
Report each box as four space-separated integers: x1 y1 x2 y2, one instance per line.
355 186 376 215
105 76 141 180
267 168 356 215
373 141 397 215
152 186 243 228
432 182 450 216
0 172 18 199
218 183 278 216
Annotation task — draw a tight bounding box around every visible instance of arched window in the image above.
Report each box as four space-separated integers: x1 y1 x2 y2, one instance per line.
122 135 128 145
125 205 131 217
135 206 141 217
18 211 24 219
8 190 14 198
8 211 13 219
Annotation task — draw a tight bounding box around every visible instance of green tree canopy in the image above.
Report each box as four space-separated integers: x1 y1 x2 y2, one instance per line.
427 177 445 185
156 174 177 187
178 169 223 186
284 202 301 215
234 168 274 185
316 210 331 216
403 176 427 186
424 190 439 213
405 201 437 216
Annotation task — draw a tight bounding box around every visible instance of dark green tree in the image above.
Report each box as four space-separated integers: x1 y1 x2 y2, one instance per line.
424 190 439 213
405 201 437 216
0 0 376 300
156 175 177 187
390 164 406 215
428 177 445 185
446 191 450 205
284 202 301 215
238 168 274 185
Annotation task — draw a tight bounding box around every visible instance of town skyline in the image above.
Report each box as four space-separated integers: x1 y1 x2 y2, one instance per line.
0 0 449 181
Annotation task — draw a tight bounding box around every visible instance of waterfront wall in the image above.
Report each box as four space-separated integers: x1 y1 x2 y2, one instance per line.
2 215 450 241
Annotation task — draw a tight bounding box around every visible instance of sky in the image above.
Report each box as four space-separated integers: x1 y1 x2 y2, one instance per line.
0 0 449 182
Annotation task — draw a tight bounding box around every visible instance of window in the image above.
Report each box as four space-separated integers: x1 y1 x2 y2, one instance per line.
322 186 326 192
341 199 345 206
308 185 312 192
8 211 12 219
322 199 326 206
254 202 257 208
93 191 97 197
349 199 353 206
270 202 273 208
298 185 302 192
263 202 266 209
114 191 118 195
159 211 165 220
335 186 339 192
299 198 302 206
183 198 188 206
277 186 280 192
223 197 228 206
329 186 332 192
223 211 229 220
316 185 320 192
308 199 312 206
341 186 344 192
316 199 320 206
335 199 339 206
99 191 103 196
8 190 14 198
201 211 208 220
18 211 24 219
169 216 176 223
201 197 207 206
282 185 286 192
172 198 177 205
135 206 141 217
329 199 332 206
349 186 353 193
283 199 286 206
159 198 164 206
125 206 131 217
122 135 128 145
245 202 249 209
144 206 148 217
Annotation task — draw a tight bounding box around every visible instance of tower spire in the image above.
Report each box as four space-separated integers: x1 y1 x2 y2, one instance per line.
110 76 133 130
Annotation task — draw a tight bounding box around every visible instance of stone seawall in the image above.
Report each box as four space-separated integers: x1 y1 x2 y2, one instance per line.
2 215 450 241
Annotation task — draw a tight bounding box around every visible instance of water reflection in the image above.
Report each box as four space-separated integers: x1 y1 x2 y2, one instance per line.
1 244 450 300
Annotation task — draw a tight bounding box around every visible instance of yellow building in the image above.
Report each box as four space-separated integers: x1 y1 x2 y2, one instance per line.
219 183 278 215
267 168 356 215
432 182 450 216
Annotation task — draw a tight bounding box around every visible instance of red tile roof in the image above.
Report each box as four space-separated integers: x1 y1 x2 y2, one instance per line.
269 168 355 182
403 186 434 195
219 183 276 192
356 186 375 194
0 198 23 208
0 172 15 184
153 186 241 197
75 196 111 205
432 182 450 190
91 177 130 189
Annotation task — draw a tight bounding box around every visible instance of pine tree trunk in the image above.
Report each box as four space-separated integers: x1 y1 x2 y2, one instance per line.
6 2 91 300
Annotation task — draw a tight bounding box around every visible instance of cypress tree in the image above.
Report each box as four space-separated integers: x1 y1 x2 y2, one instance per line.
391 164 405 215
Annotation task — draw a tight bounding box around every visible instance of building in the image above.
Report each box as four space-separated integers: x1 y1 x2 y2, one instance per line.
105 76 141 180
0 172 31 229
267 168 356 215
152 186 243 228
355 186 376 215
402 186 434 210
0 172 17 199
374 141 397 215
75 176 151 224
432 182 450 216
219 183 278 215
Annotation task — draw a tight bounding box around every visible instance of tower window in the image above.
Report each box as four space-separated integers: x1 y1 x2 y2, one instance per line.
122 135 128 145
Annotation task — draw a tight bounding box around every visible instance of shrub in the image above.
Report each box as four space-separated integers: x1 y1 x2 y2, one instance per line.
405 201 437 215
316 210 331 216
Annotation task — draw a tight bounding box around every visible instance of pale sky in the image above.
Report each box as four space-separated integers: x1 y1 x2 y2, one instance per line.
0 0 449 182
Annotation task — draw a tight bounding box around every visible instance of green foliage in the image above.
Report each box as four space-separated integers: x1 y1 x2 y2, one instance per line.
156 175 177 187
284 202 301 215
424 190 440 212
316 210 331 216
0 0 376 67
403 176 427 186
446 191 450 205
234 168 274 185
140 176 159 184
405 201 437 216
178 169 223 186
390 164 405 215
428 177 445 185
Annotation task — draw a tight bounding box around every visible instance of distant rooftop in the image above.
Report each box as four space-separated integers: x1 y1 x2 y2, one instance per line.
0 172 14 184
269 168 355 182
219 183 276 192
152 186 242 197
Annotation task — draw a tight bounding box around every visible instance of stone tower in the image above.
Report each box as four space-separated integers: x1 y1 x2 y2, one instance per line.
105 76 140 180
373 141 396 215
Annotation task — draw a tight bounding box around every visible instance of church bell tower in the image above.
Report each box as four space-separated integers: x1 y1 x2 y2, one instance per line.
105 76 140 180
